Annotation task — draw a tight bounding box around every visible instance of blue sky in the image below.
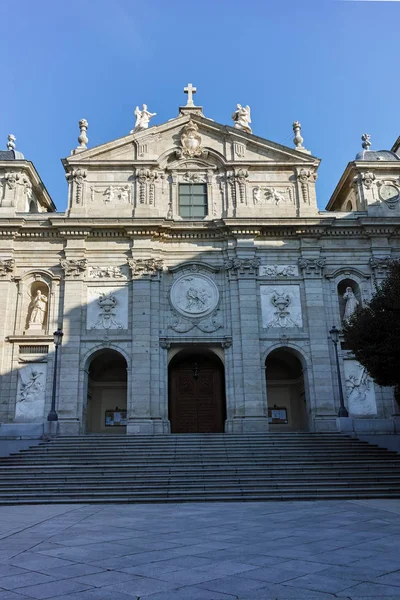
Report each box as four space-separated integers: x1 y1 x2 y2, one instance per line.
1 0 399 211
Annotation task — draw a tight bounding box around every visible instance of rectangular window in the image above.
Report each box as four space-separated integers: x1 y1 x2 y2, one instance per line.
179 183 208 219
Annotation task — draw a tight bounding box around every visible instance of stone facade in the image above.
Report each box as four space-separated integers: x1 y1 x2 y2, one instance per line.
0 92 399 436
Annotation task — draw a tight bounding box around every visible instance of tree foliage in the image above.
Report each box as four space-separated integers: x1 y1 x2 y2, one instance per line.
343 261 400 389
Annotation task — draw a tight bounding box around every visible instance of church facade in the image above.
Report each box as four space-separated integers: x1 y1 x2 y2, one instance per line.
0 88 399 438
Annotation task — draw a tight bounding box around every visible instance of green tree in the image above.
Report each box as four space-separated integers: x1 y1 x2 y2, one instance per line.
343 261 400 407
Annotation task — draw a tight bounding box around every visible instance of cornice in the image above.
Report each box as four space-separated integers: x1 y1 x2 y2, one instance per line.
0 216 398 241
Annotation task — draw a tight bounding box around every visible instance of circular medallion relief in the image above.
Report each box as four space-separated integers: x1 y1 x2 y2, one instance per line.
170 274 219 318
379 184 399 203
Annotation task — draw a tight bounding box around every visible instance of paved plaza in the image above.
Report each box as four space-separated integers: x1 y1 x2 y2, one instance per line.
0 500 400 599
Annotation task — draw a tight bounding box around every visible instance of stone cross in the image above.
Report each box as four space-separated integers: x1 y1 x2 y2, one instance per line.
184 83 197 107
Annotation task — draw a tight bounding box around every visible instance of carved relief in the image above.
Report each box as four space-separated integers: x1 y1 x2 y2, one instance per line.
224 258 260 277
4 172 19 190
138 143 148 157
15 364 47 422
344 360 377 416
298 257 326 277
60 258 87 277
169 311 222 334
90 292 123 330
176 121 208 159
369 256 391 278
169 273 222 333
90 185 130 206
136 169 158 205
182 172 207 184
87 286 128 330
253 187 290 206
88 266 126 279
128 258 163 278
259 265 298 277
0 258 14 278
261 285 303 329
297 168 317 204
355 172 375 190
234 142 246 157
170 274 219 319
66 168 87 204
376 179 400 210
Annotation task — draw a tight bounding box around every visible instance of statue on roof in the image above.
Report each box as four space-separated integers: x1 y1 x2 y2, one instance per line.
131 104 157 133
232 104 252 134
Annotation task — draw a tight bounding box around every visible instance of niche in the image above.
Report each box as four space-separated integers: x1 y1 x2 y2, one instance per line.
337 278 362 323
25 281 49 333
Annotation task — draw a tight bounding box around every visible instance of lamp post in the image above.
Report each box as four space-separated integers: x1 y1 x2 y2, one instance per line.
329 325 348 418
47 328 63 422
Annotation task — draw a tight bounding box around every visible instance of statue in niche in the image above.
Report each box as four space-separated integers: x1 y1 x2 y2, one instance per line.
232 104 252 133
28 290 48 328
343 286 359 321
131 104 157 133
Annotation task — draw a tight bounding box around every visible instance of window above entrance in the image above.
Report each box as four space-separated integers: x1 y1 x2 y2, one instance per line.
179 183 208 219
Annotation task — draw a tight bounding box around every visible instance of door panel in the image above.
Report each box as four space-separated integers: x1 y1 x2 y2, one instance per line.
169 356 225 433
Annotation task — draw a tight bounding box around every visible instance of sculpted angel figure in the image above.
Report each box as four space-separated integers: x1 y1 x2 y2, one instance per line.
232 104 252 134
343 286 359 321
28 290 48 327
131 104 157 133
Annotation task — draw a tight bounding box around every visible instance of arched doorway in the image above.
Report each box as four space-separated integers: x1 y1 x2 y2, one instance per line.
265 348 308 431
168 350 226 433
86 349 127 434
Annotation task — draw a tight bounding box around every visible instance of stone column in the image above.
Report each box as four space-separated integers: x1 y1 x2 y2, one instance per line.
224 255 268 432
298 254 337 430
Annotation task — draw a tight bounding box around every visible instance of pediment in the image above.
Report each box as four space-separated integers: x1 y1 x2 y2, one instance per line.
64 114 319 169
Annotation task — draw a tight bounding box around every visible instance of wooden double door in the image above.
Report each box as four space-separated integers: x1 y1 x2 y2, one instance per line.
169 353 225 433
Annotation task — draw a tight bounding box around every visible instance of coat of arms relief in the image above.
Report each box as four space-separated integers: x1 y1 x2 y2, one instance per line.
169 269 222 333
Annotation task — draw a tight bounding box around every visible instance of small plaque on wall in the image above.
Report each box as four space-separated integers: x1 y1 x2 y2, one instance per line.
105 407 127 427
268 406 288 424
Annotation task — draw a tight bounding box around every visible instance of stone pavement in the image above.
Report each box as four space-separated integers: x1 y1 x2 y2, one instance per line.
0 500 400 599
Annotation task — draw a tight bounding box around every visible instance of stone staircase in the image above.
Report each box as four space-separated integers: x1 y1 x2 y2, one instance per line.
0 433 399 504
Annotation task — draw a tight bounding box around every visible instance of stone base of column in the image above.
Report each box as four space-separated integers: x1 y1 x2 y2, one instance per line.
225 417 269 433
57 419 80 436
313 417 339 432
127 418 170 435
44 421 60 437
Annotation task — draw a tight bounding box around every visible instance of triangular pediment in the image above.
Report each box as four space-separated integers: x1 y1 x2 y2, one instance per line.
63 114 319 168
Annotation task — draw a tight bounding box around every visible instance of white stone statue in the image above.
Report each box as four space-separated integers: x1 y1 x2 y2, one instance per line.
343 286 359 321
232 104 252 134
28 290 48 327
131 104 157 133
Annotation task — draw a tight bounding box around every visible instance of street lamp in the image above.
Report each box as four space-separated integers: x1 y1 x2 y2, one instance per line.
47 328 63 422
329 325 348 418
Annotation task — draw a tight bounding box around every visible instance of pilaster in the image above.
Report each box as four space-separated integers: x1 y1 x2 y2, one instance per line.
224 253 268 432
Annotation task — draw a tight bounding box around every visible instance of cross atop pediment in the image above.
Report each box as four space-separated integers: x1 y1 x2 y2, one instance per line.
184 83 197 107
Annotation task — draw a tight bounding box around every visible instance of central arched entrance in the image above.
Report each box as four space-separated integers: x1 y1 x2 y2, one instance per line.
86 349 127 434
265 348 308 431
168 350 226 433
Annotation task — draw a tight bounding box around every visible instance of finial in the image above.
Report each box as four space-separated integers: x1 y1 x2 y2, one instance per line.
292 121 311 154
184 83 197 107
77 119 88 150
7 134 16 151
361 133 371 151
